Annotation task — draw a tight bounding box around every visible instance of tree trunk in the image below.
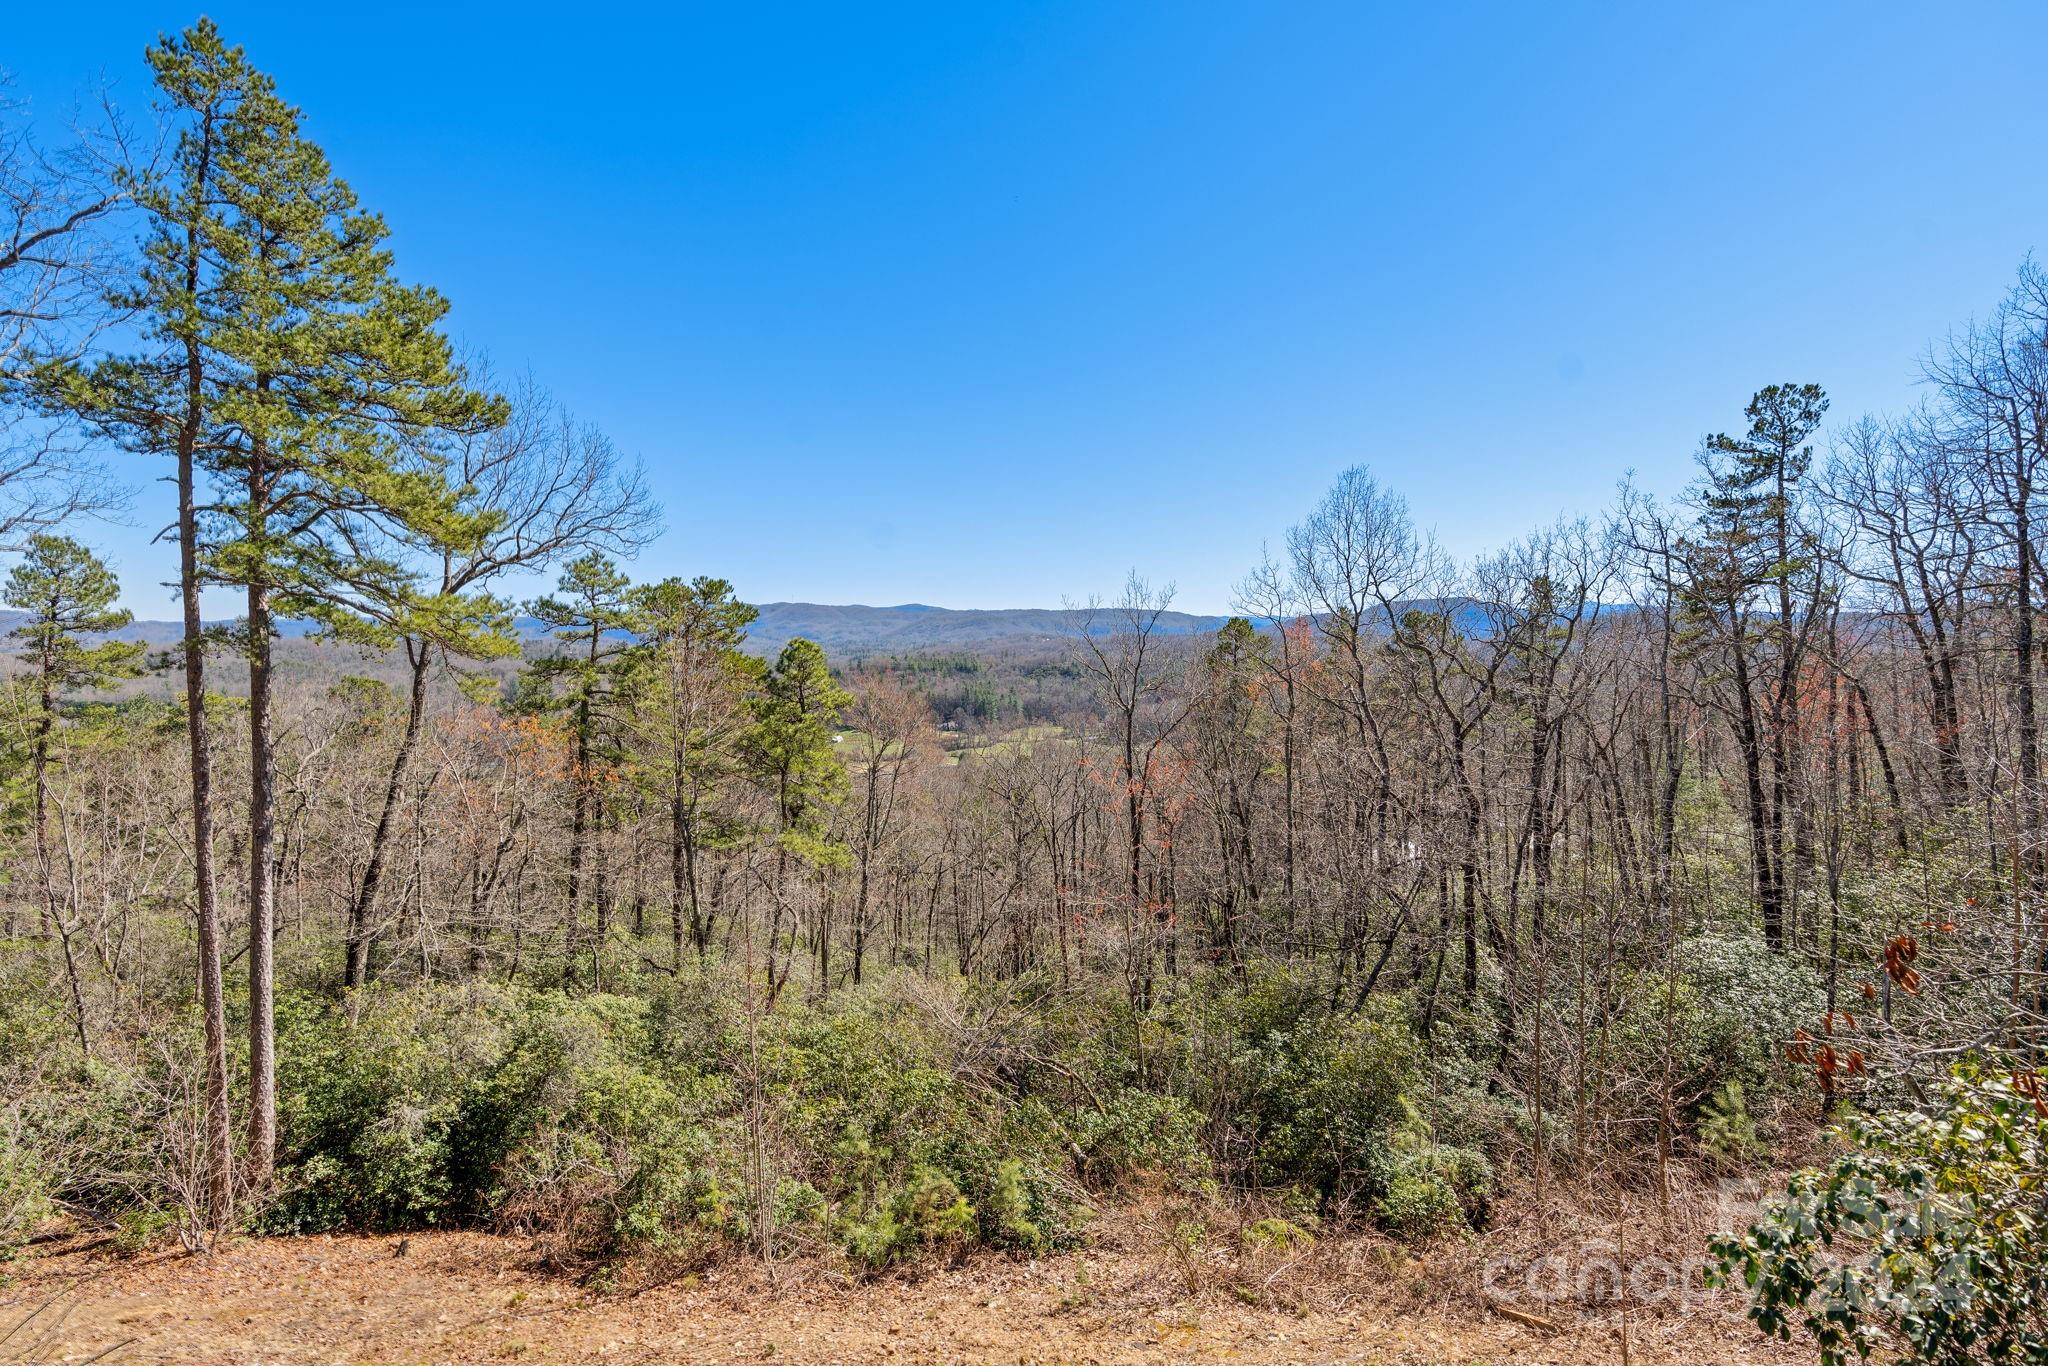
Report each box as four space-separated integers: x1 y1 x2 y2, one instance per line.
345 644 430 988
179 306 234 1231
242 420 278 1189
2015 488 2043 906
32 692 91 1058
1730 629 1784 950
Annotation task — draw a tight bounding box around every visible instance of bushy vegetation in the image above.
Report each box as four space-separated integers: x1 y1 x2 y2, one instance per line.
0 963 1531 1269
1711 1061 2048 1364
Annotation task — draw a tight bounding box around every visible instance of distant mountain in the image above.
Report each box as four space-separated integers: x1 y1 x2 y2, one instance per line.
0 597 1563 665
740 597 1596 656
743 603 1238 657
0 601 1236 662
0 610 341 651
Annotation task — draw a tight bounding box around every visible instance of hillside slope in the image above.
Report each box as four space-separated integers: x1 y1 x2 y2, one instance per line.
0 601 1240 662
1 599 1531 662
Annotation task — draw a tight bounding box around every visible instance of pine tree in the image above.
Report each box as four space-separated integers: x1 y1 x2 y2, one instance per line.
38 21 254 1226
1685 384 1829 951
745 637 849 998
3 534 142 1055
526 552 644 982
43 20 502 1191
1196 617 1272 964
629 575 762 967
198 33 501 1183
749 636 851 849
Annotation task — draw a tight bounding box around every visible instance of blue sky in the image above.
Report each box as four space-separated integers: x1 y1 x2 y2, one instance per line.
10 2 2047 616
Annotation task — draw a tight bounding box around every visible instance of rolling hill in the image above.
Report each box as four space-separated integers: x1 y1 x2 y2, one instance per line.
0 598 1540 666
0 601 1241 663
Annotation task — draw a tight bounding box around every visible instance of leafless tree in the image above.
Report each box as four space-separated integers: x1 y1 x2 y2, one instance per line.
0 78 145 547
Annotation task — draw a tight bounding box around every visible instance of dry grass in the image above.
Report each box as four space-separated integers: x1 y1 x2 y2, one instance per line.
0 1183 1813 1365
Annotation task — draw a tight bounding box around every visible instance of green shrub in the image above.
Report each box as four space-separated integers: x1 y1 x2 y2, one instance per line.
16 967 1485 1267
1677 934 1825 1103
1369 1096 1491 1240
112 1205 177 1255
1709 1060 2048 1364
841 1202 908 1268
1698 1079 1762 1169
1246 1004 1418 1207
499 1059 728 1255
1375 1170 1463 1239
763 986 1088 1266
0 1119 52 1255
1377 1144 1491 1237
37 1040 226 1245
983 1157 1046 1253
1071 1089 1207 1186
0 953 82 1253
774 1179 827 1230
842 1164 977 1269
899 1164 976 1245
260 985 736 1258
265 986 508 1231
1242 1216 1314 1251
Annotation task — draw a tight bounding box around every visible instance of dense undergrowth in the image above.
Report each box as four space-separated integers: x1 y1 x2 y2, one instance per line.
0 936 1815 1273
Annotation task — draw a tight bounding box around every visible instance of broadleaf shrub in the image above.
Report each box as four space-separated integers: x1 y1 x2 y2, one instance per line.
1708 1060 2048 1364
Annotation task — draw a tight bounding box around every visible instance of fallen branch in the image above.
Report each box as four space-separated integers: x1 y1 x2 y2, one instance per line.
1487 1301 1559 1332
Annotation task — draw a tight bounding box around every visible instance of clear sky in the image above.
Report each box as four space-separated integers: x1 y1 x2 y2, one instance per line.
9 2 2047 617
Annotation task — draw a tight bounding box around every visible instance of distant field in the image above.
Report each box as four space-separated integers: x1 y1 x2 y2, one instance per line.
833 722 1073 767
943 722 1071 763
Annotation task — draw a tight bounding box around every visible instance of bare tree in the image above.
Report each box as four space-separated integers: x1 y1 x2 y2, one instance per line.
1234 547 1314 929
0 77 143 547
1927 262 2048 905
1068 571 1195 1007
1819 409 1979 811
344 375 657 986
842 670 931 984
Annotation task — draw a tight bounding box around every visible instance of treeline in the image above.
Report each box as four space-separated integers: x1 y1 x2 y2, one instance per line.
2 22 2046 1321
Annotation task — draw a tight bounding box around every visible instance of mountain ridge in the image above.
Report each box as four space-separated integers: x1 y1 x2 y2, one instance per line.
0 600 1243 660
0 598 1528 661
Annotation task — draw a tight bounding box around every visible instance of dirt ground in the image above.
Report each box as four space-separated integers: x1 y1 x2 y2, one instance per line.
2 1221 1809 1365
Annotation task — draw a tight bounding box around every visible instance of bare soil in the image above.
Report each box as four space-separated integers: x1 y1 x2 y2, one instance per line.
2 1218 1808 1365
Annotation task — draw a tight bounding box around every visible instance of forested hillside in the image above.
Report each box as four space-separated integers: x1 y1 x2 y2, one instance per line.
3 21 2046 1365
0 599 1241 661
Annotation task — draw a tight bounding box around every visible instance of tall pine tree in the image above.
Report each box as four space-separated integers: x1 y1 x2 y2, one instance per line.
745 637 849 998
629 575 761 967
525 552 644 985
41 21 254 1225
1684 383 1829 951
45 20 503 1192
205 32 501 1183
